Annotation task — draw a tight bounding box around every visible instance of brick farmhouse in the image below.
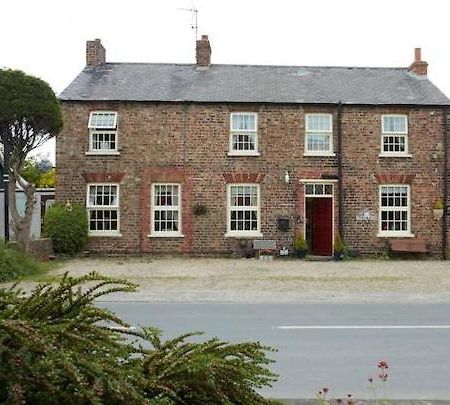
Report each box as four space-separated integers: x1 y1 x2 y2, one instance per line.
58 37 450 257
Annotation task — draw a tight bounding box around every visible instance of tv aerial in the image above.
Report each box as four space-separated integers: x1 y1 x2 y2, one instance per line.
177 7 199 40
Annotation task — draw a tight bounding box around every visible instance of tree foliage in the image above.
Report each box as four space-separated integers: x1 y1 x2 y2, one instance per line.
0 273 278 404
43 203 88 255
0 69 62 252
21 157 55 188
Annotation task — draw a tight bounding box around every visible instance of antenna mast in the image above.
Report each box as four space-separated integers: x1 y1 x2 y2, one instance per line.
178 7 198 40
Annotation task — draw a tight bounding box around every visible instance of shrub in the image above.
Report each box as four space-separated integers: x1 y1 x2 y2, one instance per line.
0 241 43 282
0 273 278 404
333 233 345 254
43 202 88 254
294 234 308 251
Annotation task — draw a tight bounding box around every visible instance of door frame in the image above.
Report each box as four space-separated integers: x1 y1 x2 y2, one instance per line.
300 180 337 256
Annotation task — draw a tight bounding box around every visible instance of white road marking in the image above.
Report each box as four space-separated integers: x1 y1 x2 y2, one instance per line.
276 325 450 330
109 326 136 331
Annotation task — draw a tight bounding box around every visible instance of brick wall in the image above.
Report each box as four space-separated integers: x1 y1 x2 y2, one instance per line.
56 102 447 257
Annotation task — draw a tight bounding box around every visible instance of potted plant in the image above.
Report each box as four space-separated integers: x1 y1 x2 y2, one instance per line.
294 234 308 258
433 198 444 220
333 233 345 261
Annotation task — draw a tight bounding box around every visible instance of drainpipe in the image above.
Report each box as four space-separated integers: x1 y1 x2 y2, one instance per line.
337 101 343 237
443 108 448 260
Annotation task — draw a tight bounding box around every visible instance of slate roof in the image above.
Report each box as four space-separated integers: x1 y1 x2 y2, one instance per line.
59 63 450 105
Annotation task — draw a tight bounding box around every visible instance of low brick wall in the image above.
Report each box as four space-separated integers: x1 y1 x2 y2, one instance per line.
29 238 53 261
9 238 53 261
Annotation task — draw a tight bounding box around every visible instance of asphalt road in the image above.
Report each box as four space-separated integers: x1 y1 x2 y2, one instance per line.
98 302 450 400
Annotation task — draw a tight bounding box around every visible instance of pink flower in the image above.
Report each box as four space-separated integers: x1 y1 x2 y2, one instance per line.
378 360 388 369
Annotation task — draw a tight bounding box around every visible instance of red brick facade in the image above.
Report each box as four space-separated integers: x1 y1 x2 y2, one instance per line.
56 102 448 257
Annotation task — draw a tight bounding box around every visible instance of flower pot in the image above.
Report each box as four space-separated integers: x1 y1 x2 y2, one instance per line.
296 249 307 259
334 252 343 261
433 209 443 220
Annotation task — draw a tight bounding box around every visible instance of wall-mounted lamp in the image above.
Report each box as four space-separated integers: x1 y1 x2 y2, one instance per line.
284 171 290 184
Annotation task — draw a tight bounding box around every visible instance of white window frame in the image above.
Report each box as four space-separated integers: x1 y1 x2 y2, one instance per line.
380 115 410 157
150 183 183 237
87 111 120 155
86 183 121 237
228 112 259 156
377 184 413 238
225 183 262 238
304 113 334 156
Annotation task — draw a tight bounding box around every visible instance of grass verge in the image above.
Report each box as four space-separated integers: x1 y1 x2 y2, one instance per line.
0 242 61 283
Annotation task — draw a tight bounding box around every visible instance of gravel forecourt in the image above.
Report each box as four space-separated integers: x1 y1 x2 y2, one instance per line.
44 257 450 303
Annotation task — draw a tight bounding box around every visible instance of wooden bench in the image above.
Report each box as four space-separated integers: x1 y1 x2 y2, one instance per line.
389 238 430 254
253 240 277 259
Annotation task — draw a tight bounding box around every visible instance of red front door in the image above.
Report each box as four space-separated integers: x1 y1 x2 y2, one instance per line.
309 198 333 256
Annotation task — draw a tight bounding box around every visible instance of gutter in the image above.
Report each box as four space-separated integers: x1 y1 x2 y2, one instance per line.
443 108 448 260
337 101 343 237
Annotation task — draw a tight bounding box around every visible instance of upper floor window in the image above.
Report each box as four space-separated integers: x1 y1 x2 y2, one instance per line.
378 185 411 237
305 114 333 156
229 113 259 156
87 183 120 235
381 115 408 156
151 184 182 237
88 111 118 154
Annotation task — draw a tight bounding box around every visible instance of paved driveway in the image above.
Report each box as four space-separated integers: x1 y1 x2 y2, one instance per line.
51 257 450 303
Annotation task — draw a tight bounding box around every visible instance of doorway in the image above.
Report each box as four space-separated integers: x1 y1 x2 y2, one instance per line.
304 183 334 256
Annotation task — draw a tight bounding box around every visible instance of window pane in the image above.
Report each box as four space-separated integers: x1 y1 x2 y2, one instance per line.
383 116 406 133
232 114 256 131
306 115 331 131
307 133 330 151
89 112 117 129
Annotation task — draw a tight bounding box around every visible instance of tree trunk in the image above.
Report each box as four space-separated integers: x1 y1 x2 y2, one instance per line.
8 170 35 253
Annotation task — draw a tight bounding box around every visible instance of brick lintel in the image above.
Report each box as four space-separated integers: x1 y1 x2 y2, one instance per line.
222 172 266 183
82 172 125 183
375 173 415 184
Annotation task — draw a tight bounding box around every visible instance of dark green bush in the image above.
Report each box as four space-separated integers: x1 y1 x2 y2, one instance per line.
0 273 278 404
0 242 43 282
43 202 88 254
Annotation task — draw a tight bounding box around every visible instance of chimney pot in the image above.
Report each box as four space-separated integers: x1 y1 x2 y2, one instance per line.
414 48 422 62
196 34 211 69
408 47 427 76
86 39 106 67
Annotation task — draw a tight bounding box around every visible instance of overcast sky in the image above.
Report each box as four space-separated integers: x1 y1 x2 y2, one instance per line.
2 0 450 162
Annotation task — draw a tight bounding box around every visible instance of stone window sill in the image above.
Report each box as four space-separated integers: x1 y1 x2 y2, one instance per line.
148 234 185 238
89 232 122 237
303 152 336 157
378 153 412 158
376 232 415 238
224 232 263 238
85 151 121 156
227 152 260 157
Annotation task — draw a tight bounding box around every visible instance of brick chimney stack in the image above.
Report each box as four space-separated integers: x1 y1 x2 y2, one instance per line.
196 35 211 69
408 48 428 76
86 39 106 67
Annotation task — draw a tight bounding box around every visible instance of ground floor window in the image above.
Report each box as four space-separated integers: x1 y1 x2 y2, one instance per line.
227 184 260 236
379 185 410 236
86 184 119 235
151 183 182 236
